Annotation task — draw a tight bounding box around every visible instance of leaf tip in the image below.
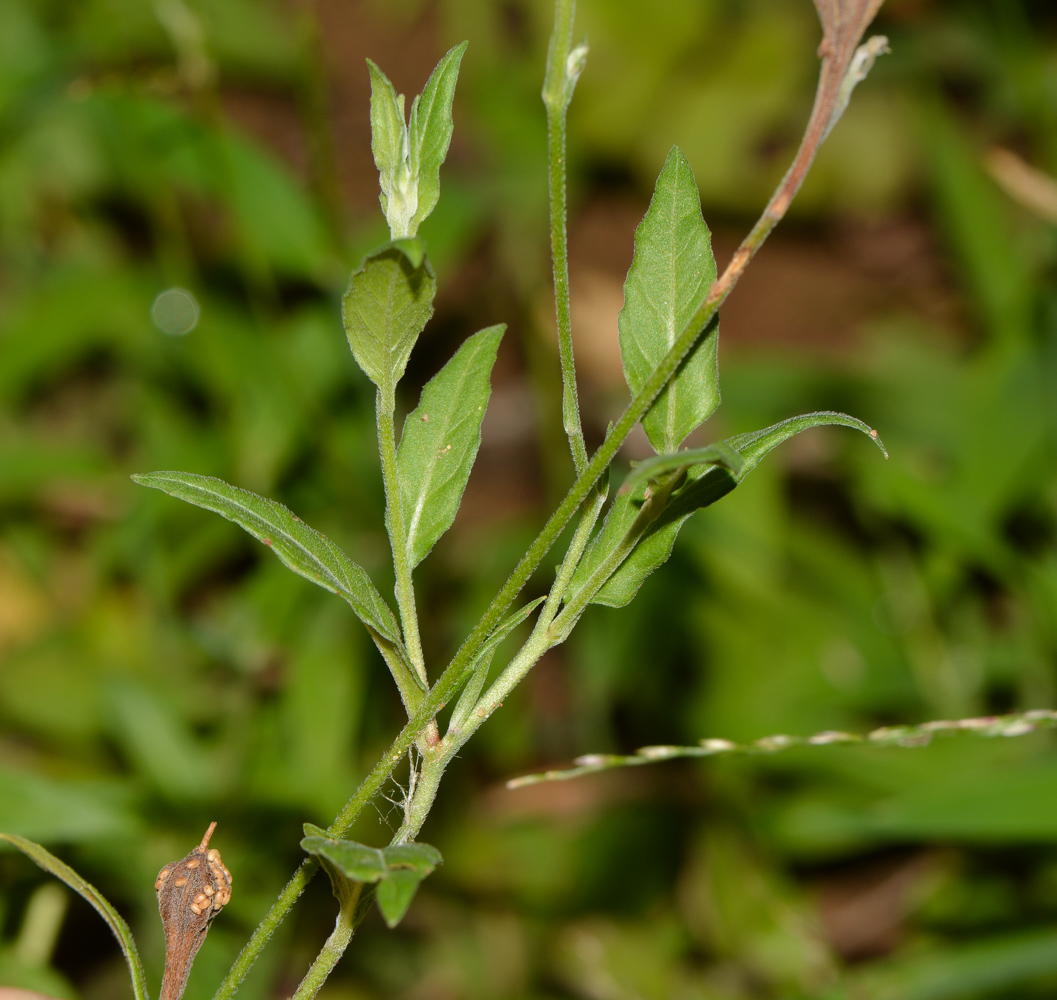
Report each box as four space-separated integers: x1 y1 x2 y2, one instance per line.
868 426 889 459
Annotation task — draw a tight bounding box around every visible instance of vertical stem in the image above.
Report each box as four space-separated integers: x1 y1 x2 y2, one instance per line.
391 752 446 844
395 486 608 847
543 0 588 475
214 859 319 1000
290 881 363 1000
377 393 427 686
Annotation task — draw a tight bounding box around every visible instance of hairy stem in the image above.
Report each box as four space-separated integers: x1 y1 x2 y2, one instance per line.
377 392 427 687
214 859 319 1000
290 880 363 1000
543 0 588 474
213 26 886 999
212 670 461 1000
547 476 680 644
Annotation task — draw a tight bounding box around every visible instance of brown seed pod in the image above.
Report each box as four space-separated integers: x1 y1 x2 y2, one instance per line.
156 823 232 1000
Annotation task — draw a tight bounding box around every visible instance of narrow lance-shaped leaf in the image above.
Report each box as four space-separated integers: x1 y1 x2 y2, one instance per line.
568 412 885 609
302 830 442 929
0 832 150 1000
620 146 719 454
407 41 468 235
398 324 504 568
132 471 404 648
342 244 436 410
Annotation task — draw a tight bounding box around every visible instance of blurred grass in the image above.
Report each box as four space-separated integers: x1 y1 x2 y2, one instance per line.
2 0 1057 998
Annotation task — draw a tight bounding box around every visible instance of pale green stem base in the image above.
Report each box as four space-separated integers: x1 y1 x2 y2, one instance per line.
291 880 363 1000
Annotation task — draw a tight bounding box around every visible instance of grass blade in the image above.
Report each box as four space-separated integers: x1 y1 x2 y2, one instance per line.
0 832 150 1000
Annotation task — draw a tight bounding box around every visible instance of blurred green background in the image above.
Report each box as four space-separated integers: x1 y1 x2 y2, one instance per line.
2 0 1057 997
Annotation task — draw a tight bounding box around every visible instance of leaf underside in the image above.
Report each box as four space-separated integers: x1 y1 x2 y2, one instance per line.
620 145 720 454
302 832 442 928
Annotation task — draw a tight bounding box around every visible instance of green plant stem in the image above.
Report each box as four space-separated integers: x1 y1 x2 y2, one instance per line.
215 858 319 1000
214 28 882 997
386 489 608 853
216 177 795 1000
377 393 427 688
392 750 446 844
290 880 363 1000
542 0 587 474
213 673 455 1000
548 476 680 644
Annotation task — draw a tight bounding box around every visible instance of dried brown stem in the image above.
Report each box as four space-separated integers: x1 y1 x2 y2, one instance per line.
706 0 886 308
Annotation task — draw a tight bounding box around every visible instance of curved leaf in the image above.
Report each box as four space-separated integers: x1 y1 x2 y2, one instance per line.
301 833 442 930
568 411 885 609
0 833 149 1000
619 442 744 496
131 471 403 647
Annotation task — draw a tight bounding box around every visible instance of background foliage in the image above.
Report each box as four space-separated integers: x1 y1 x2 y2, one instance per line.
2 0 1057 998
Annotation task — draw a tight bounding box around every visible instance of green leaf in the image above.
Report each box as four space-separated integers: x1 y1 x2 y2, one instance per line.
620 442 745 495
367 59 414 238
721 410 887 474
407 41 468 236
568 412 885 609
367 43 467 239
301 835 387 882
375 867 424 929
389 236 427 269
342 245 436 409
131 471 404 646
447 597 546 734
619 146 719 453
398 324 504 568
0 833 149 1000
384 842 443 873
301 833 442 929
